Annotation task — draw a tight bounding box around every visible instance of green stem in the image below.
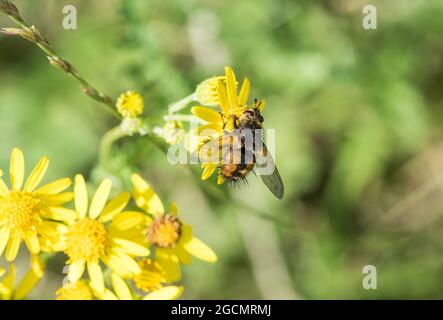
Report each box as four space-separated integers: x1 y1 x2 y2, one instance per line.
168 93 196 114
164 114 203 123
99 126 128 169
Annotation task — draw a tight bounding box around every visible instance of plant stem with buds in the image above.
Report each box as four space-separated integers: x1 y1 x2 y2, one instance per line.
0 0 121 119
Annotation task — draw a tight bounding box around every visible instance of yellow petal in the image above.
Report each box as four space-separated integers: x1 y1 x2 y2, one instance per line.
40 192 74 206
111 273 132 300
0 227 11 256
216 80 230 114
111 211 146 231
114 229 147 246
131 174 164 216
201 163 217 180
156 254 181 283
238 77 250 106
196 123 221 136
143 286 183 300
225 66 237 109
68 259 85 283
23 231 40 254
224 117 236 131
112 238 150 257
104 255 132 278
181 224 193 242
89 179 112 219
13 255 44 300
37 220 68 238
99 192 130 223
31 254 45 277
158 246 191 265
36 177 72 195
5 231 21 262
10 148 24 191
13 271 41 300
191 106 221 123
0 178 9 196
88 261 104 295
177 247 192 265
74 175 88 218
24 156 49 192
183 237 217 263
2 264 16 298
42 207 78 222
111 252 141 276
217 175 225 185
102 289 119 300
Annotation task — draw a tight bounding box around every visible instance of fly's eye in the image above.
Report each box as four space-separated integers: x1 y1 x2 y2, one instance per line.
243 110 254 117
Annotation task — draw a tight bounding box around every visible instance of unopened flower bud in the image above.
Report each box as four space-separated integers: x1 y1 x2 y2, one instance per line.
120 117 142 136
163 121 185 145
0 0 20 20
195 76 225 106
1 27 34 42
48 56 72 73
116 91 144 118
29 25 49 45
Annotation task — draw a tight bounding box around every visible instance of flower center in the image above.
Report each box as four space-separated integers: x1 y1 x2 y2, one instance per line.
0 191 41 231
133 259 165 292
65 218 108 263
148 214 182 248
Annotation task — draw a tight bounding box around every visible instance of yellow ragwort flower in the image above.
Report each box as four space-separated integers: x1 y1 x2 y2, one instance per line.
0 148 73 261
116 91 144 118
61 175 149 295
190 66 253 182
131 174 217 275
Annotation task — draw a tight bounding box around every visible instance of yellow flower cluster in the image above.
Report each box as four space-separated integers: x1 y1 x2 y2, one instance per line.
191 66 265 184
0 148 216 300
116 91 144 118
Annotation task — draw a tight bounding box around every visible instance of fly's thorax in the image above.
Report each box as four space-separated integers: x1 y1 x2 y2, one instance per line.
239 107 264 130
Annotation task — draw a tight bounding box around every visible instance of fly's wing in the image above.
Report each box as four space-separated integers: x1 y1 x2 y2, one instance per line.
254 142 284 199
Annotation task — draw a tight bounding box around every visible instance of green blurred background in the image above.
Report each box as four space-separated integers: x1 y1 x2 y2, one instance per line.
1 0 443 299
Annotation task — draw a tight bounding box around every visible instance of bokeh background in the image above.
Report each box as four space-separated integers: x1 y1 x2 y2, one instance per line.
1 0 443 299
